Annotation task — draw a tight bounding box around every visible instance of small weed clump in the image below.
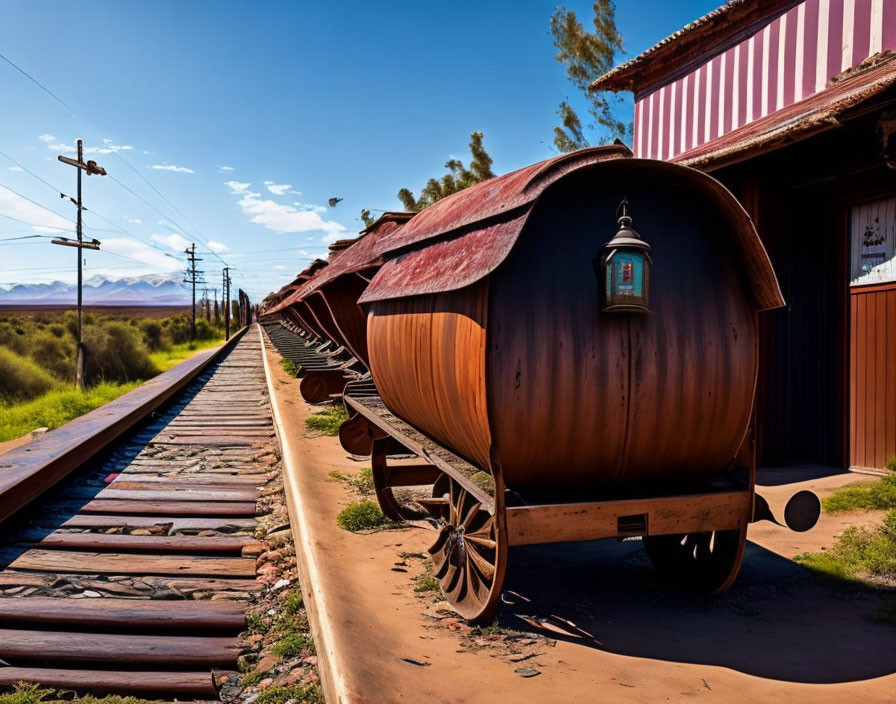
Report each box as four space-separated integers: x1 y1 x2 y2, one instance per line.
304 405 348 436
330 467 374 496
281 358 302 378
336 499 387 531
823 474 896 513
0 682 166 704
254 684 325 704
271 631 315 658
887 457 896 472
414 575 441 594
794 508 896 585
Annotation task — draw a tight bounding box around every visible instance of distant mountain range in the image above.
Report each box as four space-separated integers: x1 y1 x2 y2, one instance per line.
0 273 192 305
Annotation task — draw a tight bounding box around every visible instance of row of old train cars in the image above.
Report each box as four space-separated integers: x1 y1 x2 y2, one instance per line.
259 146 820 621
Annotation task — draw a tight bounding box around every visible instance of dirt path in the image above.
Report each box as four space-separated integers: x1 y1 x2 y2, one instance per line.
263 339 896 704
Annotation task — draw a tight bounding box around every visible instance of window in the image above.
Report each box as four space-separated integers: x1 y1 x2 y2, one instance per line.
850 196 896 286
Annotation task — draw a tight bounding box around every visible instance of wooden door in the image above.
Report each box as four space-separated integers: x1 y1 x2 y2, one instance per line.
849 197 896 471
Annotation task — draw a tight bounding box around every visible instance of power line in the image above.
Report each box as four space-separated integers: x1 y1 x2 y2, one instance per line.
0 180 77 227
0 52 77 114
0 211 70 231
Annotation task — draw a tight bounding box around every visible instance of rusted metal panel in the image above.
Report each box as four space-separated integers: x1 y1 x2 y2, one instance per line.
361 154 784 312
360 211 527 303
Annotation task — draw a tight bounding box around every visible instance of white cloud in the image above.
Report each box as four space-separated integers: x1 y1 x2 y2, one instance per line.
225 181 251 194
207 240 229 253
264 181 273 185
0 186 71 231
49 141 133 155
266 183 291 196
151 232 191 251
218 165 234 172
38 134 55 143
151 164 194 174
7 166 22 172
126 217 142 224
273 265 287 270
102 238 182 272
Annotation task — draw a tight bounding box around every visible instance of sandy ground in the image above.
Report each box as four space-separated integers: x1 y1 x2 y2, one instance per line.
263 341 896 704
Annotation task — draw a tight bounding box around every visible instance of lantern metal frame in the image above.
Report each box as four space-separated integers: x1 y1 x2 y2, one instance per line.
596 199 653 314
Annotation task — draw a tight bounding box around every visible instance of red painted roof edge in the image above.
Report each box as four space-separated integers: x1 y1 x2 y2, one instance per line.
590 0 799 96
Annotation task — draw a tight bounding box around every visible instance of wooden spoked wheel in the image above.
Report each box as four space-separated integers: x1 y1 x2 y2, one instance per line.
428 474 507 622
643 524 748 593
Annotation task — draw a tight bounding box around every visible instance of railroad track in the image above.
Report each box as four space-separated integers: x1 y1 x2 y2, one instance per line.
0 331 275 700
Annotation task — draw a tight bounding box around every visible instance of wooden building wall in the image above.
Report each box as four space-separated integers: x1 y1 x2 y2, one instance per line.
850 284 896 469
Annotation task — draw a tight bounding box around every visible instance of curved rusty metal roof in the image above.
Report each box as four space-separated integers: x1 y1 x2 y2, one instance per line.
360 150 784 313
267 213 413 314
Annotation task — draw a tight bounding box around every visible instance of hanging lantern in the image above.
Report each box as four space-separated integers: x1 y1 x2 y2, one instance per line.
594 198 652 314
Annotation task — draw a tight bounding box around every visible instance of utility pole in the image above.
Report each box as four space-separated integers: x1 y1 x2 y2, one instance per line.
213 288 219 325
53 139 106 390
201 287 211 321
223 267 231 339
183 244 204 341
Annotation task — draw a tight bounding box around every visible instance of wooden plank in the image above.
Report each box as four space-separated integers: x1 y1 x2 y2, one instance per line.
62 487 258 502
505 491 751 546
0 668 222 697
47 514 257 531
16 530 258 554
0 597 246 630
71 499 257 516
0 629 240 667
2 549 257 577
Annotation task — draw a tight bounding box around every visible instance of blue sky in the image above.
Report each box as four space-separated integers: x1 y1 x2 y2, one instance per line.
0 0 718 301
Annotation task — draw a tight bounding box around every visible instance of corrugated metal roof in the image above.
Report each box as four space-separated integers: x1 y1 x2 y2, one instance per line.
268 214 413 314
360 149 784 312
590 0 798 95
674 52 896 170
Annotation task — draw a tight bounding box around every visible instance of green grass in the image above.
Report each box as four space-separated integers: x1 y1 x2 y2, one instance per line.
336 499 387 531
271 631 315 658
254 684 325 704
280 358 302 377
823 474 896 513
147 337 224 372
794 508 896 585
304 405 349 436
0 683 166 704
0 381 140 442
329 467 374 496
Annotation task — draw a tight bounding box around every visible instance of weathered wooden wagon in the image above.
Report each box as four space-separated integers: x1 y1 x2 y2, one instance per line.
339 145 819 621
266 214 414 405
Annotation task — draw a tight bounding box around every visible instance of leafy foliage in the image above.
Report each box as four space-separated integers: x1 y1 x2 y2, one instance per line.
397 132 495 212
550 1 627 151
0 347 57 403
360 208 375 227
